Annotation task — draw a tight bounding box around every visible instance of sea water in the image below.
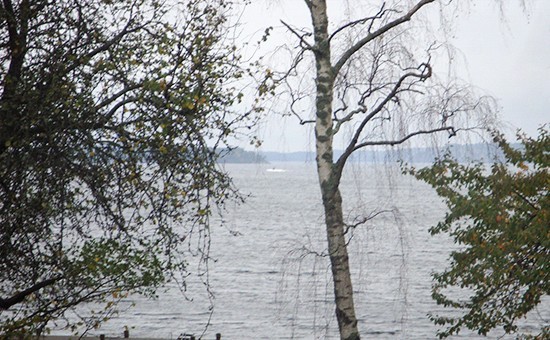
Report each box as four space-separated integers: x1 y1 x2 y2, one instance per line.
61 162 548 339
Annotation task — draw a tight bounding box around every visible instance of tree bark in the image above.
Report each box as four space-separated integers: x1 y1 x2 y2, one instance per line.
0 277 60 310
307 1 360 339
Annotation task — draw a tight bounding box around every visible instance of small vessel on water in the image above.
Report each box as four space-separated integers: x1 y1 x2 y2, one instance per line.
266 168 287 173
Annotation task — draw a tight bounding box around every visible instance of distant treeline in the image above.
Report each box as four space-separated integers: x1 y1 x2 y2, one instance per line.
217 147 267 163
219 143 521 164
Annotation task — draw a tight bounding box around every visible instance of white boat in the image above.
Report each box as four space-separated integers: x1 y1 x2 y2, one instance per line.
266 168 287 173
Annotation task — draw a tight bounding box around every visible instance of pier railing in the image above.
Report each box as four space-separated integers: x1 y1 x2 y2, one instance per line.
36 330 222 340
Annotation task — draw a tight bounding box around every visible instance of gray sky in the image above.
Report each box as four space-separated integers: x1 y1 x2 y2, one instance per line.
452 1 549 136
236 0 549 152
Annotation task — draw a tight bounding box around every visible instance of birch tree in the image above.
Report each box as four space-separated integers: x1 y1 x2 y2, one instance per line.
276 1 494 338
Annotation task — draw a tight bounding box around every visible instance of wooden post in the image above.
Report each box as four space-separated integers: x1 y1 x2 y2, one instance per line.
216 333 221 340
100 335 105 340
124 329 129 338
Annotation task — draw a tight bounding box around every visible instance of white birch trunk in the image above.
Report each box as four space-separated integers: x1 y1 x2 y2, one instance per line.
308 1 360 339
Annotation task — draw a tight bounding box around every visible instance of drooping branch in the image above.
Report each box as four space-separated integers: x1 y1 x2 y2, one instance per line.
332 0 435 75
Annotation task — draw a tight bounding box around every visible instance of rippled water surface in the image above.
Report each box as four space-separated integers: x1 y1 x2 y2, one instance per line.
67 162 548 339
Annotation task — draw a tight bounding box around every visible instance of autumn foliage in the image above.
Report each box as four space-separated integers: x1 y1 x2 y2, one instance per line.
409 126 549 338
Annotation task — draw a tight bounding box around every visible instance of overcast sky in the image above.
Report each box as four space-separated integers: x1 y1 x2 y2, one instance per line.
236 0 549 152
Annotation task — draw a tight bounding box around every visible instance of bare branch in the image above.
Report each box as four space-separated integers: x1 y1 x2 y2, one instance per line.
344 209 394 235
333 0 435 75
352 126 457 151
289 88 316 125
272 42 308 85
329 3 394 42
281 20 314 51
278 53 316 125
333 105 367 134
335 62 432 171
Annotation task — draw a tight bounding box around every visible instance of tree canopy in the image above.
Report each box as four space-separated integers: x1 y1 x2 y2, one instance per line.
0 0 257 335
408 126 549 338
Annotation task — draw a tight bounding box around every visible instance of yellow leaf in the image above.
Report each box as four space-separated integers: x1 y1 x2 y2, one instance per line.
518 162 529 171
159 79 167 91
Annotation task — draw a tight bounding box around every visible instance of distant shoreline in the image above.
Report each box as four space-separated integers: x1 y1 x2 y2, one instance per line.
219 143 513 164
